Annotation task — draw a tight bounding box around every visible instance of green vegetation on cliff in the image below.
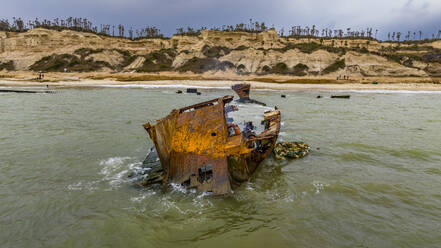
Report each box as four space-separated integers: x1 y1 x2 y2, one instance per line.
0 60 14 71
322 59 346 74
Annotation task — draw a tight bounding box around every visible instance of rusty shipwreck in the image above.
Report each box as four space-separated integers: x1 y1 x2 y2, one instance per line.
141 85 281 195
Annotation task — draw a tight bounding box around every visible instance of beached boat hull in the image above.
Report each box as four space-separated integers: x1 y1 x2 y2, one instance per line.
143 95 281 195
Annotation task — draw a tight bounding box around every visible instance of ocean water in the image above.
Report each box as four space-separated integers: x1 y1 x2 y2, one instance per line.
1 84 441 248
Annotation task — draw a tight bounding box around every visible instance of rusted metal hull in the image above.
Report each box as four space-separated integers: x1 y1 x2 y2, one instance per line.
231 83 266 106
144 95 281 195
232 83 251 100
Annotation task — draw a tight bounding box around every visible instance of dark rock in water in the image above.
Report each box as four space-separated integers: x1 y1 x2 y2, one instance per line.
196 92 202 95
139 170 163 186
331 95 350 99
176 90 183 94
127 171 136 178
281 94 286 98
317 95 322 98
142 147 160 167
128 147 163 186
186 88 198 93
139 147 164 186
274 142 310 160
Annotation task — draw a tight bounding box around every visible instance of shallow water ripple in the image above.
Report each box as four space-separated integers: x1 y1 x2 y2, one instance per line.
1 86 441 248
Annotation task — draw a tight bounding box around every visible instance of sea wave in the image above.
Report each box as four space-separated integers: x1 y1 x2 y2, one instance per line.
90 84 231 89
318 89 441 94
89 85 441 94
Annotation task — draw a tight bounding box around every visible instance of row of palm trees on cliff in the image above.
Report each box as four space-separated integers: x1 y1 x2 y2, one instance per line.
0 17 440 42
387 31 441 42
0 17 163 39
281 26 377 39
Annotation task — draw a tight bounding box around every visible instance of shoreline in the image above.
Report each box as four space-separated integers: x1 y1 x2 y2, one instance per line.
2 80 441 92
0 72 440 91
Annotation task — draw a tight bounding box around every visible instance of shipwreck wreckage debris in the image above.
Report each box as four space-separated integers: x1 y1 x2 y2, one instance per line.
138 84 280 195
331 95 351 99
231 83 266 106
134 83 311 195
0 89 55 94
186 88 199 94
142 96 281 195
273 142 310 160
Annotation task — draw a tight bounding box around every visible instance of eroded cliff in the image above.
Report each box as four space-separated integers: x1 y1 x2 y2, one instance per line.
0 28 440 78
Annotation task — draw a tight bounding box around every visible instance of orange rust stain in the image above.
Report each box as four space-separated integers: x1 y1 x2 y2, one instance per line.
170 99 228 158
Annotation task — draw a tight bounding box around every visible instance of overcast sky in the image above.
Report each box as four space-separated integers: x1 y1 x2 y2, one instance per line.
1 0 440 39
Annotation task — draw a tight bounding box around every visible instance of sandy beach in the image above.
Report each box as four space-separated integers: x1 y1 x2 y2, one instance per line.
1 71 440 91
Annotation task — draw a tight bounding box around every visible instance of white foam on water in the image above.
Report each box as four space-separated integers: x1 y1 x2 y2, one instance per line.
67 182 83 191
313 89 441 94
192 194 214 213
108 170 129 187
67 157 137 191
248 87 441 94
99 157 129 179
96 156 138 189
196 192 213 199
128 161 151 180
68 156 137 192
170 183 189 194
91 84 231 89
99 156 131 167
131 195 147 203
159 196 191 214
245 182 255 191
312 181 330 194
130 190 157 204
0 86 48 89
265 189 295 203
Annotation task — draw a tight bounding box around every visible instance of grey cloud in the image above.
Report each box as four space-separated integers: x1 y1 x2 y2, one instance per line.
0 0 439 39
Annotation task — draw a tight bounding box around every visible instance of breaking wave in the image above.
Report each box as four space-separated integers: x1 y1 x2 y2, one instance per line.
67 156 144 192
314 89 441 94
90 84 231 89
